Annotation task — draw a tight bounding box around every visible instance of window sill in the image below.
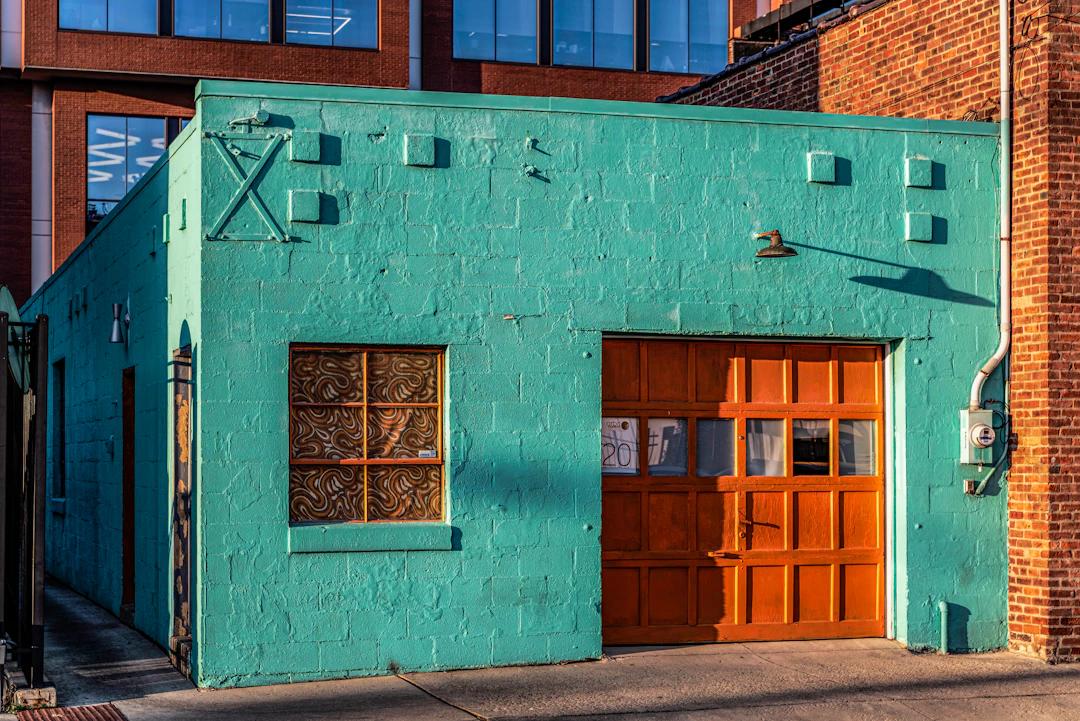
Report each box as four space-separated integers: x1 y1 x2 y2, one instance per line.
49 498 66 515
288 522 453 553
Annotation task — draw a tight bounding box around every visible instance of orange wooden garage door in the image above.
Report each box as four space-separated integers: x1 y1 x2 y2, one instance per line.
601 339 885 644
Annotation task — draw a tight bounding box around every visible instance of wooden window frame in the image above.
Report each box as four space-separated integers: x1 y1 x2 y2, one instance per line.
288 344 445 524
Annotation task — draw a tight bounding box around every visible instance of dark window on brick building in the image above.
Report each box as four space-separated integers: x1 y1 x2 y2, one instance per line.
553 0 634 69
285 0 379 48
87 114 167 226
175 0 271 42
60 0 158 34
289 345 445 524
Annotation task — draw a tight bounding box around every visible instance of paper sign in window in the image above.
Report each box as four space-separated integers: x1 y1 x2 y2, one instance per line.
602 417 639 475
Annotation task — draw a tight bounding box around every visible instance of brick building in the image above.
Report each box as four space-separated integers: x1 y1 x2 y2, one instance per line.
659 0 1078 662
0 0 732 305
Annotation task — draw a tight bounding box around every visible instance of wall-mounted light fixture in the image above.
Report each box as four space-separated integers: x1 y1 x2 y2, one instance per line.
109 303 129 345
755 230 798 258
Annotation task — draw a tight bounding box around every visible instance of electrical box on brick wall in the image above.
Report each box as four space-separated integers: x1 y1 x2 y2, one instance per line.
960 409 995 465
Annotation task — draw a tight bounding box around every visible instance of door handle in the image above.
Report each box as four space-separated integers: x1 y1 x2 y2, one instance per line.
707 550 738 559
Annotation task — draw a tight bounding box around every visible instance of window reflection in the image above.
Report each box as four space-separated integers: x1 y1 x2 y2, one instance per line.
87 115 166 226
697 418 734 476
496 0 538 62
554 0 633 69
746 419 784 476
648 418 688 476
454 0 537 62
61 0 157 34
840 420 876 476
793 420 830 476
649 0 727 74
286 0 377 47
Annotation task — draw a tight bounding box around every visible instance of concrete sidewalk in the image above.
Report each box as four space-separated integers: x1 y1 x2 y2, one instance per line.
44 583 1080 720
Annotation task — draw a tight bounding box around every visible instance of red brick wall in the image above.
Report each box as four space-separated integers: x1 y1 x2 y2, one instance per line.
665 0 1080 661
0 80 32 304
421 0 699 100
24 1 409 88
52 81 195 266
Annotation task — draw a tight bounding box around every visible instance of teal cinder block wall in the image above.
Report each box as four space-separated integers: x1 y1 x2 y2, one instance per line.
21 120 203 649
26 80 1007 688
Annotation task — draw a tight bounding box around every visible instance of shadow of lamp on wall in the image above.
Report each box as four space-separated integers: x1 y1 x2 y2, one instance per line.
785 241 994 308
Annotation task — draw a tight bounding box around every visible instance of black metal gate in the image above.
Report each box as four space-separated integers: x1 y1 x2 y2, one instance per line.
1 309 48 688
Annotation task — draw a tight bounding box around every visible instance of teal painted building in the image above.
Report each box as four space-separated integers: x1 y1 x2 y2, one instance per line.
23 81 1006 687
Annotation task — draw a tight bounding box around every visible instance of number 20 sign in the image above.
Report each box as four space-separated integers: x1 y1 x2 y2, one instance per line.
602 417 639 475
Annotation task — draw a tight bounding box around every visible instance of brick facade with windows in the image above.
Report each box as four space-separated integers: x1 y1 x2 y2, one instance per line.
660 0 1080 661
51 81 195 265
420 0 700 101
23 1 411 87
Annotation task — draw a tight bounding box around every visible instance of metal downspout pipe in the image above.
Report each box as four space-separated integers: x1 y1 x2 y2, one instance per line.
969 0 1013 411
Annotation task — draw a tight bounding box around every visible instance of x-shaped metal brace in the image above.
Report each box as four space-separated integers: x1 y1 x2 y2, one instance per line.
206 132 288 242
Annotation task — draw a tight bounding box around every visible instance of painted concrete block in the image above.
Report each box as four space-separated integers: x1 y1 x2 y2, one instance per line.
290 131 321 162
404 133 436 167
23 81 1007 690
808 151 836 183
906 212 934 242
906 156 933 188
289 190 320 223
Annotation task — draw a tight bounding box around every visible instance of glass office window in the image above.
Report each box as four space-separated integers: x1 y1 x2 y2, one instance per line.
223 0 271 41
87 115 166 225
649 0 688 72
689 0 726 74
60 0 156 34
554 0 632 69
649 0 726 74
453 0 536 62
496 0 537 62
178 0 269 41
595 0 633 69
286 0 378 48
454 0 496 59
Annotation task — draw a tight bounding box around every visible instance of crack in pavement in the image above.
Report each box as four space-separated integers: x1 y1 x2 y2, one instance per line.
397 674 490 721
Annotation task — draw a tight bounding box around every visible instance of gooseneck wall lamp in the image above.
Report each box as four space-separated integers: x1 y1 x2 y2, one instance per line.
754 230 798 258
109 303 129 345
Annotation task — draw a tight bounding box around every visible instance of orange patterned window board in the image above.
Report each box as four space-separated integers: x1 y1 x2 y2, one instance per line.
601 339 885 644
288 346 444 524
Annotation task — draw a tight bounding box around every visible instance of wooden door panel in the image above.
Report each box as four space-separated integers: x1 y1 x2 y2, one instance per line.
648 493 690 551
645 341 689 402
648 568 689 625
748 566 786 624
602 492 642 551
840 491 878 549
694 343 736 402
603 340 641 402
746 492 785 551
841 564 879 621
746 344 786 403
602 568 641 627
794 491 831 550
795 565 832 622
696 492 736 551
697 566 737 625
791 345 832 404
602 340 885 645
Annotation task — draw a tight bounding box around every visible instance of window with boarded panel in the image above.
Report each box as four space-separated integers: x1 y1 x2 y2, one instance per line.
288 346 444 524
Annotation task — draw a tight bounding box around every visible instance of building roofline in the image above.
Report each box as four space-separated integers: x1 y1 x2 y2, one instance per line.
657 0 893 104
195 79 997 137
